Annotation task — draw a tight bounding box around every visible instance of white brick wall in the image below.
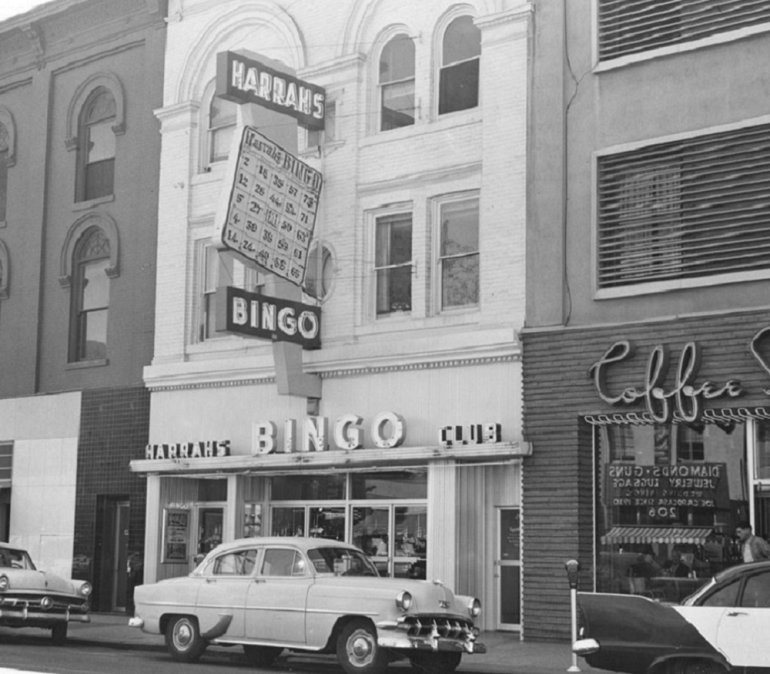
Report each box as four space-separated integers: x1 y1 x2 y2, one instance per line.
148 0 531 384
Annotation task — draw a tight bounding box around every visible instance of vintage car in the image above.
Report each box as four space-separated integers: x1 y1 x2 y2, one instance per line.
0 541 92 644
129 536 485 673
573 560 770 673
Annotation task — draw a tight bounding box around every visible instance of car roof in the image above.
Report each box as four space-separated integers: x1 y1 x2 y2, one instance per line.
713 559 770 582
212 536 356 554
0 542 24 552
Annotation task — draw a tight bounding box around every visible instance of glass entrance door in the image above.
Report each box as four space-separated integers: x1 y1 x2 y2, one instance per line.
496 507 521 630
195 504 224 562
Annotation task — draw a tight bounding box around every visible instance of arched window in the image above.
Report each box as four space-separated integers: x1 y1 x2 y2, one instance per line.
69 227 110 362
77 88 116 202
379 35 415 131
0 123 8 222
439 16 480 115
205 81 237 167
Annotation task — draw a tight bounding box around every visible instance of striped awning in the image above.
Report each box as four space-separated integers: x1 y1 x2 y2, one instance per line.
601 526 715 546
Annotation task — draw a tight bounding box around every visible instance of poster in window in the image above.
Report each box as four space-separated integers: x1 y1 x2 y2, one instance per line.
500 508 520 561
163 509 189 563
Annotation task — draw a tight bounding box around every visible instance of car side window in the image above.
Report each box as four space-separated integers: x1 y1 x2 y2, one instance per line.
262 549 298 577
213 549 258 576
740 572 770 608
701 579 741 607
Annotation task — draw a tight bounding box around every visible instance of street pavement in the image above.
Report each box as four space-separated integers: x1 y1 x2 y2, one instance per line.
52 613 608 674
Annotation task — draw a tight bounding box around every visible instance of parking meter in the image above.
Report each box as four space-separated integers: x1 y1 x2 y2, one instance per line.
565 559 580 589
565 559 581 672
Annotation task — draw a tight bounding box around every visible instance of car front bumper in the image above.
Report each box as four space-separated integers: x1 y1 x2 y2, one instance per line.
376 616 486 654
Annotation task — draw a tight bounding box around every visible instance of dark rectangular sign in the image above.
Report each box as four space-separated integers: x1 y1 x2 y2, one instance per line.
223 286 321 349
216 51 326 130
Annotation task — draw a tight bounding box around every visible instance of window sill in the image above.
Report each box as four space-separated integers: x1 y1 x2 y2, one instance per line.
72 194 114 212
362 109 481 147
66 358 108 370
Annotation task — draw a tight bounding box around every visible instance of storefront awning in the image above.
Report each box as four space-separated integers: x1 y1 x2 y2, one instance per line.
601 526 715 546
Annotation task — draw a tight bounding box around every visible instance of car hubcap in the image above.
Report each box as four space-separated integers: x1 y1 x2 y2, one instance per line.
348 630 374 665
174 621 192 649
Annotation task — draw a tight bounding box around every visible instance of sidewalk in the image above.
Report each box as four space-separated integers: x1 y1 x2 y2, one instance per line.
57 613 606 674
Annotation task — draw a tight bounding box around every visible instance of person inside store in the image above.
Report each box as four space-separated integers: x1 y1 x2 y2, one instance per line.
663 549 692 578
735 520 770 563
627 549 663 594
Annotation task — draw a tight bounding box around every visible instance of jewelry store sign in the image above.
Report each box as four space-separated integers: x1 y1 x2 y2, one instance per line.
605 462 729 520
216 126 323 285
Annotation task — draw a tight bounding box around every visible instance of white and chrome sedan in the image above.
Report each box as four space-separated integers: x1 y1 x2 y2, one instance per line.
129 536 485 674
0 542 92 644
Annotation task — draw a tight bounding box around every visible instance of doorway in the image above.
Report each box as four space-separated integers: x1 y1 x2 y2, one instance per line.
495 507 521 630
193 504 225 565
97 496 130 612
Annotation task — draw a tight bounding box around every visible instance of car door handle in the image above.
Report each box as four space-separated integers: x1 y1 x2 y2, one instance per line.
252 578 266 584
727 611 748 617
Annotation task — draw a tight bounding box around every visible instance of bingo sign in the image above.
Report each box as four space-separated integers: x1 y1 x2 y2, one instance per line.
217 126 323 285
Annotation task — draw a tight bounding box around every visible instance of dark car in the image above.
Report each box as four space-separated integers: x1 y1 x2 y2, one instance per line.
0 542 92 644
574 560 770 673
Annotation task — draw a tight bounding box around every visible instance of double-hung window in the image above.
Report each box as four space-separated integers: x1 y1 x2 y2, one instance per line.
438 16 480 115
77 88 116 202
375 213 412 315
596 122 770 291
437 196 479 309
208 93 237 165
0 123 8 222
70 227 110 361
598 0 770 61
379 35 415 131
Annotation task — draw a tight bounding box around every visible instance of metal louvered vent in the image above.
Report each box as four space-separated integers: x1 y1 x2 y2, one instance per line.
598 0 770 61
596 123 770 289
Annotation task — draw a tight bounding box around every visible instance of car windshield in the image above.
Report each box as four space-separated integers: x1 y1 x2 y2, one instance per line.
308 547 378 576
0 548 35 570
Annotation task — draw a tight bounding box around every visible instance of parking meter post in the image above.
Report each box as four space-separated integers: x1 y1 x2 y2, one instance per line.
565 559 581 673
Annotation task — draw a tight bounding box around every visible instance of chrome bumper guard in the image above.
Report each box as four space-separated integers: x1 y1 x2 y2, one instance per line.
377 615 486 654
573 638 600 655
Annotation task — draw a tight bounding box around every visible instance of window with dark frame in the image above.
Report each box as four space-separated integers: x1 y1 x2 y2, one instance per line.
597 123 770 290
69 227 110 362
374 213 412 315
438 196 479 309
438 16 480 115
379 35 415 131
597 0 770 61
76 88 115 202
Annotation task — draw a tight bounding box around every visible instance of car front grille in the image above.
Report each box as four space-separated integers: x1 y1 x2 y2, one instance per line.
0 593 88 613
399 615 475 640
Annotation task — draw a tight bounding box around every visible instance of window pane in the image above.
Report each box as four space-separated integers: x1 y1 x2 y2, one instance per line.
376 215 412 266
443 16 481 64
742 572 770 607
441 200 479 256
377 266 411 314
271 507 305 536
351 471 427 499
84 159 114 201
381 80 415 130
271 474 346 500
441 255 479 307
439 59 479 115
210 126 234 163
87 120 115 163
394 505 427 579
379 35 414 83
80 308 107 360
82 258 109 309
309 507 345 540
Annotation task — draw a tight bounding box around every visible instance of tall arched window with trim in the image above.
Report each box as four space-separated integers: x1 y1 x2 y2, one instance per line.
76 88 116 202
379 35 415 131
0 123 9 222
439 16 481 115
70 227 110 361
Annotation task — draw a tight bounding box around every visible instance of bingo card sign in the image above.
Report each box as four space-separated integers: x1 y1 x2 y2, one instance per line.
217 126 323 284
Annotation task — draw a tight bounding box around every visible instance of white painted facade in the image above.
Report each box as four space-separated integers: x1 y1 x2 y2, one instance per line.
143 0 531 631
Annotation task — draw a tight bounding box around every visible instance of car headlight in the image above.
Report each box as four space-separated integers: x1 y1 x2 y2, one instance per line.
396 590 413 611
468 597 481 617
79 582 92 597
0 575 8 591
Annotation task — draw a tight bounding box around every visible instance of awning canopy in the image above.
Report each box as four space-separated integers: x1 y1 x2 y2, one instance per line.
601 525 715 546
